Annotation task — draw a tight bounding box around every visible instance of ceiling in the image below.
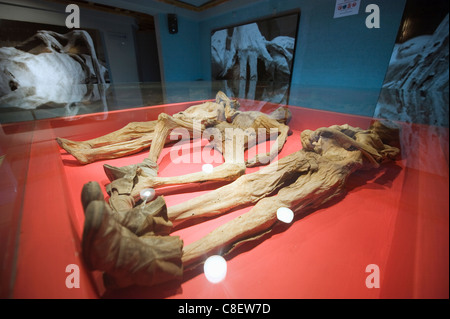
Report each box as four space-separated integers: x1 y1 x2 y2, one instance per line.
45 0 239 25
156 0 230 12
50 0 233 17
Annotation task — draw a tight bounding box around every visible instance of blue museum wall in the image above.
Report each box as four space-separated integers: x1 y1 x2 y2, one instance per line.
0 0 409 117
197 0 406 89
150 0 407 115
1 0 406 93
155 13 203 82
191 0 407 116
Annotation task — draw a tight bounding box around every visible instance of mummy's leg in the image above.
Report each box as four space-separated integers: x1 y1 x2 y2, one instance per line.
57 121 156 164
167 151 314 223
182 159 353 269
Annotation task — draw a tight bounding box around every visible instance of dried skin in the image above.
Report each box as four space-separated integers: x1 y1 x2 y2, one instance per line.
80 119 401 289
180 121 401 269
167 151 315 223
126 114 291 204
104 93 291 213
56 92 291 168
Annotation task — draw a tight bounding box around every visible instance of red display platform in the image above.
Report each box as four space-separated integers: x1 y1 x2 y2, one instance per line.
1 99 448 299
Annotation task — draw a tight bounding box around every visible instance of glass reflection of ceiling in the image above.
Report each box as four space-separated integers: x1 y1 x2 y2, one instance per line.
177 0 214 7
156 0 229 11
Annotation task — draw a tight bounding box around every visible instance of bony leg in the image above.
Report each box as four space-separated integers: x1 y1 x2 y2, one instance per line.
57 121 157 165
182 120 401 269
167 151 313 224
246 115 290 167
147 113 201 164
129 162 246 204
181 157 348 270
103 113 199 182
56 137 93 164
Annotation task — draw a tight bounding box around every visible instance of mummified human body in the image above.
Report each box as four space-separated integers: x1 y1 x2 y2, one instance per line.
56 91 290 165
81 119 401 289
75 91 292 213
57 91 291 212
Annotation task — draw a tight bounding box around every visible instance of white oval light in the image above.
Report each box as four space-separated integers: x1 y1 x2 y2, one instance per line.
140 188 155 201
276 207 294 223
202 164 214 174
204 255 227 284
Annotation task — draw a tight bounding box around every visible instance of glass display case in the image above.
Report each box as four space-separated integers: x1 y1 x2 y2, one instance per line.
0 81 448 299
